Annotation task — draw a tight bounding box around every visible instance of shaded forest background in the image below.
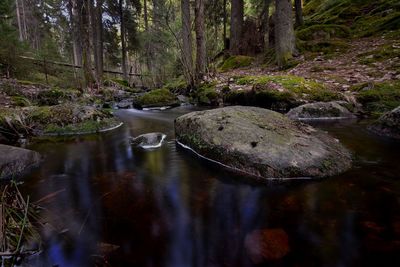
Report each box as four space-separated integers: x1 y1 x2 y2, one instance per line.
0 0 399 90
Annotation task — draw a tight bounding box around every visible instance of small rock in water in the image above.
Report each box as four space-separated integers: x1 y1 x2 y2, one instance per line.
130 132 167 149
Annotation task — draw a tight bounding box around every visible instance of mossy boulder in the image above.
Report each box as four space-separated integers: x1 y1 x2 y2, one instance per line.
287 101 356 120
175 106 352 179
0 103 121 141
219 55 254 72
0 144 41 180
133 88 180 109
369 106 400 139
36 88 81 106
353 81 400 115
225 75 341 111
192 82 220 106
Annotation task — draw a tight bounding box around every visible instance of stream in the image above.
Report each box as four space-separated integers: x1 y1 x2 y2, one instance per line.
21 106 400 267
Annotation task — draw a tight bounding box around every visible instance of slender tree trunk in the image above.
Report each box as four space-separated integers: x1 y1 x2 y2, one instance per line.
20 0 27 40
144 0 149 31
223 0 228 49
119 0 128 80
263 0 272 51
230 0 244 55
194 0 206 83
70 0 83 66
90 0 99 84
275 0 296 68
82 0 94 88
294 0 304 27
181 0 193 85
96 0 104 82
15 0 24 41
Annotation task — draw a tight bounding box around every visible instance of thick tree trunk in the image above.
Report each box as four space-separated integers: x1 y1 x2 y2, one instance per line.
294 0 304 27
194 0 206 83
230 0 244 55
181 0 194 85
81 0 94 88
119 0 128 80
275 0 296 67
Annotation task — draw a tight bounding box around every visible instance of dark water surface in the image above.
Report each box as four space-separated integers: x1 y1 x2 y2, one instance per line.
22 106 400 267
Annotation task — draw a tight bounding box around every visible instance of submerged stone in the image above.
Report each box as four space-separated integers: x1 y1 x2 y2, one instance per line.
287 101 356 120
175 106 352 179
130 132 167 149
0 144 41 180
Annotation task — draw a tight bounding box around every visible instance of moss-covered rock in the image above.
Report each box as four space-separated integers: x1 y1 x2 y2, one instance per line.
133 88 180 109
287 101 356 120
192 82 220 106
234 75 341 102
219 55 254 72
11 96 31 107
36 88 81 106
164 77 189 94
0 103 121 141
353 81 400 115
175 106 352 179
369 106 400 139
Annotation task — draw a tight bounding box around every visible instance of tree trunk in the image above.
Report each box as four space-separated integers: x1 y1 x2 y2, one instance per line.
15 0 24 41
70 0 83 66
275 0 296 68
263 0 272 51
223 0 228 50
230 0 244 55
194 0 206 83
119 0 128 80
96 0 104 83
90 0 98 84
81 0 94 88
144 0 149 31
181 0 193 85
294 0 304 27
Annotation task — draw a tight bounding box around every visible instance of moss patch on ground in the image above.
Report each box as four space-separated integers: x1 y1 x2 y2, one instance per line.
297 24 351 40
357 43 400 65
352 81 400 115
134 88 180 108
219 56 254 72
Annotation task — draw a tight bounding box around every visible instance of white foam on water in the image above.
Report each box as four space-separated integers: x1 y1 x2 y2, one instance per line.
140 134 167 149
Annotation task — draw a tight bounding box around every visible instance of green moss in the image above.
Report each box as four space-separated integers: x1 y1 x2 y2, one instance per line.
135 88 179 108
233 75 341 103
218 55 254 72
297 24 351 40
193 82 219 106
164 77 188 93
43 118 120 135
36 88 80 106
358 43 400 65
111 78 130 87
11 96 31 107
355 81 400 115
299 39 349 54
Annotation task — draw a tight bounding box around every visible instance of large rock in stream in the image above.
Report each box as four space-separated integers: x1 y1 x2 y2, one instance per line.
369 106 400 139
175 106 352 179
0 144 41 180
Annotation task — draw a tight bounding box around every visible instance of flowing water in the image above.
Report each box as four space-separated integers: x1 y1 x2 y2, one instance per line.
21 106 400 267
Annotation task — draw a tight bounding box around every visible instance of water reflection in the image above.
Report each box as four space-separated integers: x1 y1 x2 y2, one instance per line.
21 108 400 267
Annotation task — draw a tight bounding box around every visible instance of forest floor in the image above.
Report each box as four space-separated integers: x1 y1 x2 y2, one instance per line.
214 35 400 93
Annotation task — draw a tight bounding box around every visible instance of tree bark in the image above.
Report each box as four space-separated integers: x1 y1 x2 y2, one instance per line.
223 0 228 49
143 0 149 31
181 0 193 85
15 0 24 41
263 0 272 51
275 0 296 68
96 0 104 82
230 0 244 55
294 0 304 27
194 0 206 83
70 0 83 66
119 0 128 80
81 0 94 88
